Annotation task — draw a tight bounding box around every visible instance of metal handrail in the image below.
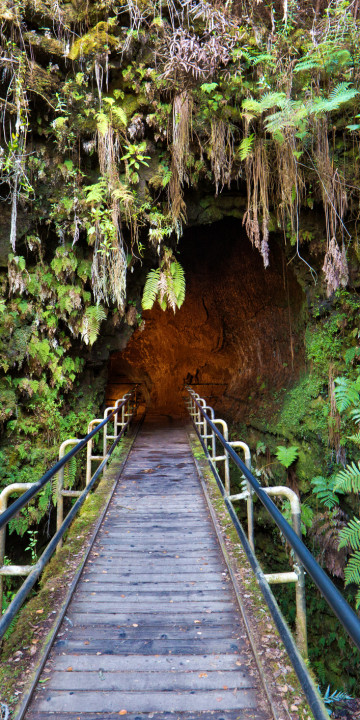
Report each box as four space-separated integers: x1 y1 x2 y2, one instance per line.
187 390 360 653
0 388 138 640
0 394 133 533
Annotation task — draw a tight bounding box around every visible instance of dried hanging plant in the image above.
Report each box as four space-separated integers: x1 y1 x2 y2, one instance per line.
209 119 233 195
167 91 191 235
315 121 349 295
172 91 192 185
93 114 128 310
322 237 349 297
275 131 304 237
243 139 270 267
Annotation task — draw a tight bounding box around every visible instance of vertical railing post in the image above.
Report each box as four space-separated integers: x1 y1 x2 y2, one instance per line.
56 439 80 553
292 508 308 659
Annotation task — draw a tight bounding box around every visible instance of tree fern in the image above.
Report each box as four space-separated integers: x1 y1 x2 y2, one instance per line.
334 461 360 493
339 517 360 551
81 305 107 345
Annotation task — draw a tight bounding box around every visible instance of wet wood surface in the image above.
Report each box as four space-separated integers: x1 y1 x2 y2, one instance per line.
24 418 273 720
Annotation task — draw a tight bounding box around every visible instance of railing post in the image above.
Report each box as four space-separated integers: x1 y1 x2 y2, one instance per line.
56 439 80 553
0 484 35 616
228 441 254 552
212 419 230 495
262 486 308 659
86 419 103 485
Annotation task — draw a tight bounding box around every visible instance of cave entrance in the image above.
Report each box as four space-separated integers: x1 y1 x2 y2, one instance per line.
106 218 304 418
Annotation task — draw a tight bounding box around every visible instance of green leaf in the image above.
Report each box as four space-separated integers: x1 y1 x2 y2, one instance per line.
275 445 299 468
141 268 160 310
334 461 360 493
238 134 254 161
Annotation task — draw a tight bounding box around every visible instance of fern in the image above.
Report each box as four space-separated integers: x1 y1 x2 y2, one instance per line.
142 268 161 310
81 305 106 345
311 475 340 509
343 550 360 586
275 445 299 468
96 111 109 136
334 461 360 493
112 106 127 127
348 432 360 445
170 261 186 307
310 83 359 115
339 517 360 551
334 376 360 412
238 134 254 160
294 57 322 73
242 92 286 116
141 261 185 312
85 179 108 205
350 408 360 425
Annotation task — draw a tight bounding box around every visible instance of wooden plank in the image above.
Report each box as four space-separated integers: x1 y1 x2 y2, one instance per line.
59 625 239 641
32 688 260 713
23 421 272 720
65 612 239 626
53 638 244 655
45 669 255 692
26 710 270 720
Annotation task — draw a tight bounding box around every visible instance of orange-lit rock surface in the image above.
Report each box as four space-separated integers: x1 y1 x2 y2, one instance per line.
108 220 304 417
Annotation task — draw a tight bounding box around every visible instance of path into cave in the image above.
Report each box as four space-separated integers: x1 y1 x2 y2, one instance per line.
107 219 304 418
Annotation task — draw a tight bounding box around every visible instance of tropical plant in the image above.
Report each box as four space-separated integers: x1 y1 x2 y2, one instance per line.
142 254 185 312
311 476 342 510
275 445 299 469
80 306 107 346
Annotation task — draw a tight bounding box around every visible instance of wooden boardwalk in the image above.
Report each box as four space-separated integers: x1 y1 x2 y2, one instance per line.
24 419 273 720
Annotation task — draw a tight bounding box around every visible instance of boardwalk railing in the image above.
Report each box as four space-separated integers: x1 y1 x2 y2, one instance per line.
186 388 360 661
0 387 139 640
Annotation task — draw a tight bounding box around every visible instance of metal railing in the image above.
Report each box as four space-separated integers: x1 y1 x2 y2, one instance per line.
0 388 139 640
186 388 360 663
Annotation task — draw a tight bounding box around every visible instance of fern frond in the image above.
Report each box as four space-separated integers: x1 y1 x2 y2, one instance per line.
275 445 299 468
141 268 160 310
311 84 359 115
339 517 360 550
294 57 321 73
85 179 108 205
112 106 127 127
350 408 360 425
334 376 359 412
344 550 360 586
334 461 360 493
242 93 286 117
265 100 307 133
348 432 360 445
81 305 106 345
311 475 340 508
170 261 186 308
96 111 109 136
239 134 254 160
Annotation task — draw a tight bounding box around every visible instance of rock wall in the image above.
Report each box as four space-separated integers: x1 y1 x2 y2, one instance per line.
108 219 304 416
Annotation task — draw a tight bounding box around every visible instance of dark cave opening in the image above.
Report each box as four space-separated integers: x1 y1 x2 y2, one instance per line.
106 218 305 417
